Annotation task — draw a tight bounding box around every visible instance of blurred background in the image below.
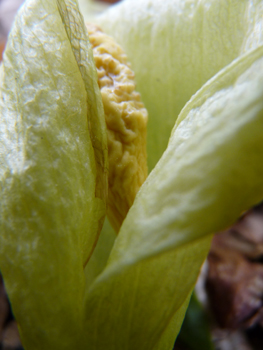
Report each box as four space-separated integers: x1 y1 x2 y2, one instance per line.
0 0 25 60
1 1 263 350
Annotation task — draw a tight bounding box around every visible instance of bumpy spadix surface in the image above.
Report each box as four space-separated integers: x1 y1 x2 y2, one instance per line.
87 24 148 232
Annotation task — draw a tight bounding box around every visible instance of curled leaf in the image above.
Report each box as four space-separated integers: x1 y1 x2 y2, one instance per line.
0 0 107 348
57 0 108 263
84 46 263 350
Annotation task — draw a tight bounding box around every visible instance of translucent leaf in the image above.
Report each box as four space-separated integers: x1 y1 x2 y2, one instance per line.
0 0 106 348
83 45 263 350
56 0 108 264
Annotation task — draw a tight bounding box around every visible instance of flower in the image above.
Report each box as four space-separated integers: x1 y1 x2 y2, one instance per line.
1 0 263 350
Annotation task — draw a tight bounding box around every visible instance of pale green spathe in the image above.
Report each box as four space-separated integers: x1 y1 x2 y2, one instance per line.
0 0 106 349
78 0 109 21
83 45 263 350
1 1 263 350
97 0 263 170
56 0 108 265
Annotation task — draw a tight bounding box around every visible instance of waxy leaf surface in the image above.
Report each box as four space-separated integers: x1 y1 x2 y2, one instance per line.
0 0 106 348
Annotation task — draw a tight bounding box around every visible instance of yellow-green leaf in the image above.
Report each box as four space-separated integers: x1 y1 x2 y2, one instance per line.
0 0 106 348
83 45 263 350
56 0 108 264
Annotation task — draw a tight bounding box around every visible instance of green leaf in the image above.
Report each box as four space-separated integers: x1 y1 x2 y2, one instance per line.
96 0 263 170
56 0 108 265
83 45 263 350
0 0 106 349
